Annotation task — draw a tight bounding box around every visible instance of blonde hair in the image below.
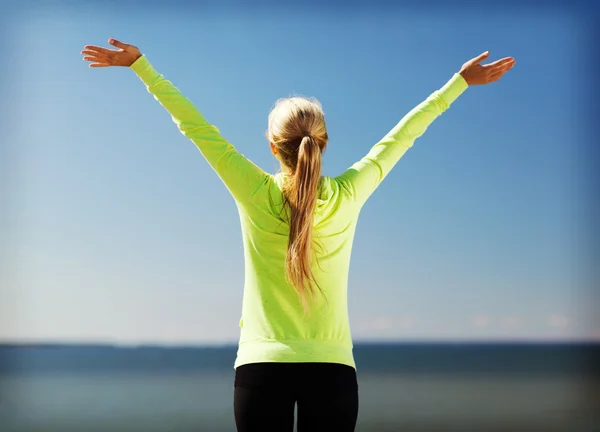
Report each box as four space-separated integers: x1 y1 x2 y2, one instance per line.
267 96 328 312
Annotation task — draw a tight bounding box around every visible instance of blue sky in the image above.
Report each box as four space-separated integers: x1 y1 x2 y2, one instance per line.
1 3 597 344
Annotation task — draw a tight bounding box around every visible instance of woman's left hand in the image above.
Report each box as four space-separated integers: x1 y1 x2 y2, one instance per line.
81 38 142 68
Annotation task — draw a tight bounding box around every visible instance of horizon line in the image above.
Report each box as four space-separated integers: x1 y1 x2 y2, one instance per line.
1 338 598 348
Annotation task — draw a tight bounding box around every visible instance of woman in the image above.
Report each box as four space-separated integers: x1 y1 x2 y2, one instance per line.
81 39 514 432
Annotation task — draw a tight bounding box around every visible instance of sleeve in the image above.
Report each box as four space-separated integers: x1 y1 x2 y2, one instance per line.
335 73 469 207
130 55 269 206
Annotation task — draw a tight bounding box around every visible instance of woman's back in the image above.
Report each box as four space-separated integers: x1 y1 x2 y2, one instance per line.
236 173 360 368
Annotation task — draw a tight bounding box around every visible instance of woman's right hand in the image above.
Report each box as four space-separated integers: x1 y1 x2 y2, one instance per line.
81 38 142 68
459 52 515 85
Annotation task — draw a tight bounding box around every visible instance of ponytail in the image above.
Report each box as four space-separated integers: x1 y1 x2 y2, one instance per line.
284 135 323 313
267 96 328 313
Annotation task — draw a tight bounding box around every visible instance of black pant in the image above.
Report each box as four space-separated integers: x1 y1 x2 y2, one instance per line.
234 362 359 432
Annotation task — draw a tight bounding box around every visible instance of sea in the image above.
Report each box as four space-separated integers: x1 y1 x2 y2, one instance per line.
0 342 599 431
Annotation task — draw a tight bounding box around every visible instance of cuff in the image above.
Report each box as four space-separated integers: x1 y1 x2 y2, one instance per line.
130 55 160 86
439 73 469 105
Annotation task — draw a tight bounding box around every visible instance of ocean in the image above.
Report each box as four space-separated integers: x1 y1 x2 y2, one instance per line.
0 343 599 431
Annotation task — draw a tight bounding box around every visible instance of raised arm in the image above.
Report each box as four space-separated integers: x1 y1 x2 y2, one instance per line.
336 51 515 207
81 39 268 207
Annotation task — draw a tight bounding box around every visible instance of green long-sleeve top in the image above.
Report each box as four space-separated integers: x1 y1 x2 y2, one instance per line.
130 55 468 369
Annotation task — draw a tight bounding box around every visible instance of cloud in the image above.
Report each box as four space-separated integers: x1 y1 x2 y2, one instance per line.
472 314 490 328
547 315 569 329
370 316 394 330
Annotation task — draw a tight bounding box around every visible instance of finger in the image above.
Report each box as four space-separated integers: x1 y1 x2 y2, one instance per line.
82 56 106 63
89 63 111 68
490 61 516 77
471 51 490 65
109 38 129 49
82 56 113 66
81 54 109 64
84 45 116 56
485 57 515 69
81 49 109 58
